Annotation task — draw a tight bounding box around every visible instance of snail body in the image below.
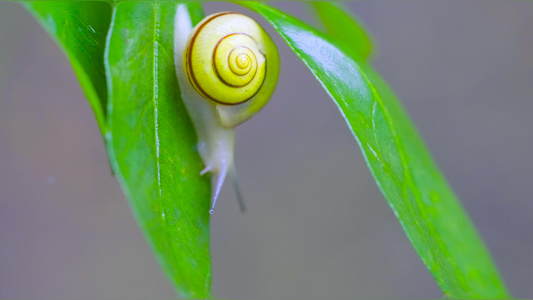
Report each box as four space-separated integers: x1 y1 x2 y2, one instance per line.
174 6 279 213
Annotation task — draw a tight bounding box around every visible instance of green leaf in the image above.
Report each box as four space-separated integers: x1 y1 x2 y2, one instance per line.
184 1 205 27
26 1 212 297
104 2 212 298
309 2 373 61
25 1 112 135
242 3 509 299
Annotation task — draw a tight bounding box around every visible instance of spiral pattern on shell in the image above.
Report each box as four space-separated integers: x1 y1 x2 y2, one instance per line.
185 12 278 106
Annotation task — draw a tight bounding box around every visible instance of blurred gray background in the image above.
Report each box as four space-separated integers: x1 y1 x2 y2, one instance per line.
1 1 532 299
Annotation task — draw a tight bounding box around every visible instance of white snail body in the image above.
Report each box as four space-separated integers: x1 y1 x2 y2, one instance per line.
174 6 279 214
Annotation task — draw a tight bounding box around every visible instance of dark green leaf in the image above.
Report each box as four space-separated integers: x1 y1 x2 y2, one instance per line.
25 1 112 134
242 3 509 299
104 2 211 298
309 2 373 61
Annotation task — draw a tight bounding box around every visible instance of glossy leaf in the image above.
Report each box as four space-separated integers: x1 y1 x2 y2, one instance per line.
26 0 213 297
242 3 509 299
104 2 212 298
309 2 373 61
25 1 112 134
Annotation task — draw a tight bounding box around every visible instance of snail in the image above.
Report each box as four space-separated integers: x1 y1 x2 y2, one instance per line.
174 6 279 214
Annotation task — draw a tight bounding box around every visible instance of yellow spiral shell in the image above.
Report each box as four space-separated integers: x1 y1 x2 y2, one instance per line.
185 12 279 127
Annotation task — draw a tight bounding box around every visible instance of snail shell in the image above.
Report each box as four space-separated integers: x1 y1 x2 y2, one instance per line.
185 11 279 128
174 7 279 213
